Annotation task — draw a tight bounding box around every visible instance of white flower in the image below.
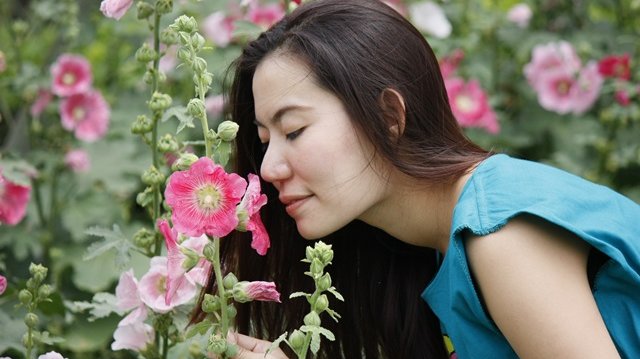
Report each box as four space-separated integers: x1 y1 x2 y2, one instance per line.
409 1 452 39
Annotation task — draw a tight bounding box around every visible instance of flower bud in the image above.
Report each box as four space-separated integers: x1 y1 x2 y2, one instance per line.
314 241 333 264
206 129 218 142
190 33 206 52
133 228 156 249
155 0 173 15
188 341 202 357
203 242 217 262
136 186 154 208
317 273 332 292
143 69 154 85
288 330 305 350
135 43 157 63
141 165 165 186
187 98 206 119
19 289 32 305
12 20 28 36
149 92 172 112
177 48 191 63
131 115 154 134
153 314 173 332
192 56 207 74
223 272 238 290
303 311 321 326
173 15 198 34
202 293 220 313
313 294 329 313
310 258 324 276
227 304 237 318
233 281 281 303
157 133 179 153
305 246 314 262
37 284 53 300
160 28 179 45
25 313 39 328
235 209 249 231
29 263 48 283
217 121 239 142
201 72 213 87
136 1 154 19
208 334 227 354
171 153 199 171
26 278 37 291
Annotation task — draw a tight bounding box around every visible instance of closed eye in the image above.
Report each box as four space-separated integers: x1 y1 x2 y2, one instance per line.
286 127 305 141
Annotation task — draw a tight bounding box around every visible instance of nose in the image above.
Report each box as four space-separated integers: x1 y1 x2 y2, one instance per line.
260 142 292 189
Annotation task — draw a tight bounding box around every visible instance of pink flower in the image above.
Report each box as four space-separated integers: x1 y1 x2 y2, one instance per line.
111 322 154 351
59 90 110 142
205 94 225 118
382 0 408 17
0 171 31 226
158 220 210 306
0 275 7 295
570 61 603 114
37 352 67 359
535 67 577 114
50 54 92 97
100 0 134 20
615 90 631 106
64 149 91 173
524 41 581 92
115 269 147 326
445 77 500 134
30 89 53 117
245 3 285 30
165 157 247 238
232 281 281 303
138 257 197 313
506 3 532 28
158 45 178 74
598 54 631 80
236 174 269 255
202 11 236 48
439 49 464 79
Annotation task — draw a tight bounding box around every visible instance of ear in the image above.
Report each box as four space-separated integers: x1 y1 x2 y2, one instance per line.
379 88 406 140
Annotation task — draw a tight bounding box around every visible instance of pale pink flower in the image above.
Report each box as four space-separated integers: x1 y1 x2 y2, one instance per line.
0 275 7 295
409 1 452 39
202 11 236 48
30 89 53 117
570 61 603 115
535 67 577 114
138 257 197 313
439 49 464 79
205 94 225 118
50 54 92 97
115 269 148 326
382 0 408 17
245 3 285 30
64 149 91 173
111 322 154 351
100 0 134 20
37 352 67 359
158 219 210 305
506 3 532 28
524 41 581 92
232 281 281 303
445 77 500 134
0 171 31 226
59 90 110 142
158 44 178 74
165 157 247 238
236 174 269 255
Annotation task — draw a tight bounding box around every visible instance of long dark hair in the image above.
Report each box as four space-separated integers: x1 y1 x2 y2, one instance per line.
197 0 489 358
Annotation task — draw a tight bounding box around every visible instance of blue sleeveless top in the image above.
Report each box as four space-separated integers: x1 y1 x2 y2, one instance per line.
422 154 640 359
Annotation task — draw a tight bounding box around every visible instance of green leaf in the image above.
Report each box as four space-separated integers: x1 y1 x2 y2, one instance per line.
68 292 120 321
162 105 194 134
213 140 232 167
57 315 120 353
0 158 37 186
84 224 133 270
327 287 344 301
289 291 309 299
0 310 26 353
267 332 288 355
316 327 335 341
185 319 214 339
310 330 321 354
35 331 65 345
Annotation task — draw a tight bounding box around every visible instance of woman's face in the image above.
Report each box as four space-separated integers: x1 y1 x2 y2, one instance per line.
252 53 391 239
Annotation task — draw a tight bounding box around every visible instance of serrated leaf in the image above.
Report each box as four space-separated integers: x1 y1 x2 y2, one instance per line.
68 292 120 321
36 331 65 345
0 158 37 186
84 224 132 269
185 319 214 339
267 332 288 355
213 140 232 167
162 105 194 134
327 287 344 301
310 331 321 354
289 291 309 299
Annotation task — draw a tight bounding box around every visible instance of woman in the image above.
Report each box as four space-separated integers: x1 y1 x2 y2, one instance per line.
203 0 640 358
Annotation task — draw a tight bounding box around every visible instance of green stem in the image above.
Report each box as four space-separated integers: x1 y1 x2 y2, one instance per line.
150 12 162 255
162 332 169 359
32 179 47 227
25 326 33 359
211 238 229 344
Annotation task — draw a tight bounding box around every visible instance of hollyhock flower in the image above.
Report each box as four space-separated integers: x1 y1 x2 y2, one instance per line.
202 11 236 48
158 219 210 305
439 49 464 79
30 89 53 117
111 322 154 351
115 269 147 326
598 54 631 80
100 0 134 20
59 89 110 142
50 54 92 97
245 3 285 30
524 41 581 91
570 62 603 114
409 1 452 39
205 94 225 118
0 171 31 226
506 3 532 28
615 90 631 106
159 45 178 74
165 157 247 238
236 174 270 255
445 77 500 134
0 275 6 295
382 0 408 17
232 281 281 303
535 67 577 114
64 149 91 173
37 352 67 359
138 257 197 313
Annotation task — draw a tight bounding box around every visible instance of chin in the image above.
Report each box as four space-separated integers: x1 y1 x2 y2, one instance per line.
296 222 331 240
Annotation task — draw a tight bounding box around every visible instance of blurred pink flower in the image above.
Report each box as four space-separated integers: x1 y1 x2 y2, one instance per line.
159 45 178 74
382 0 408 17
202 11 236 48
100 0 134 20
409 1 452 39
232 281 281 303
445 77 500 134
236 174 269 255
111 322 154 351
37 352 67 359
615 90 631 106
205 94 225 118
64 149 91 173
115 269 148 326
30 89 53 117
59 90 110 142
0 275 7 295
598 53 631 80
506 3 532 28
524 41 581 92
535 68 577 114
570 62 603 114
50 54 92 97
165 157 247 238
439 49 464 79
138 257 197 313
0 171 31 226
245 2 285 30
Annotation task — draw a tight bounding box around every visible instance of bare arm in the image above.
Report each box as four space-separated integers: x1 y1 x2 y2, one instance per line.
465 215 620 359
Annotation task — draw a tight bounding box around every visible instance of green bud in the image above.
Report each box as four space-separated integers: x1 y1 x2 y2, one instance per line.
173 15 198 34
143 69 154 85
303 311 321 326
135 43 157 63
314 241 334 264
202 293 220 313
160 27 179 45
317 273 332 292
133 227 156 249
25 313 39 328
136 1 155 19
223 272 238 289
313 294 329 313
310 258 324 276
305 246 314 262
22 333 32 347
12 20 28 36
153 314 173 332
224 343 238 358
187 98 206 119
232 281 252 303
288 329 305 350
148 92 172 112
37 284 53 300
141 165 165 186
136 186 155 208
19 289 33 305
208 334 227 354
26 278 37 291
236 209 249 231
29 263 48 282
190 33 205 52
131 115 154 134
171 153 199 171
226 304 237 318
177 48 191 63
155 0 173 15
201 72 214 88
192 56 207 74
188 341 202 358
203 242 216 262
157 133 179 153
217 121 239 142
206 129 218 142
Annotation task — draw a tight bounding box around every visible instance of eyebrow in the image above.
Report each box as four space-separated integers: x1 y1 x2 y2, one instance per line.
254 105 309 127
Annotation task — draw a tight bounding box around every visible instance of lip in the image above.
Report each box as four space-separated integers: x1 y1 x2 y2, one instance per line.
280 194 313 216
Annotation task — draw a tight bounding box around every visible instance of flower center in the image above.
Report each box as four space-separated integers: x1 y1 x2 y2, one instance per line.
456 94 476 113
72 107 86 121
62 72 76 85
197 184 221 211
157 276 167 294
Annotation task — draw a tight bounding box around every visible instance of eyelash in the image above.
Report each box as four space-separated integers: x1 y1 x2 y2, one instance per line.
286 127 304 141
